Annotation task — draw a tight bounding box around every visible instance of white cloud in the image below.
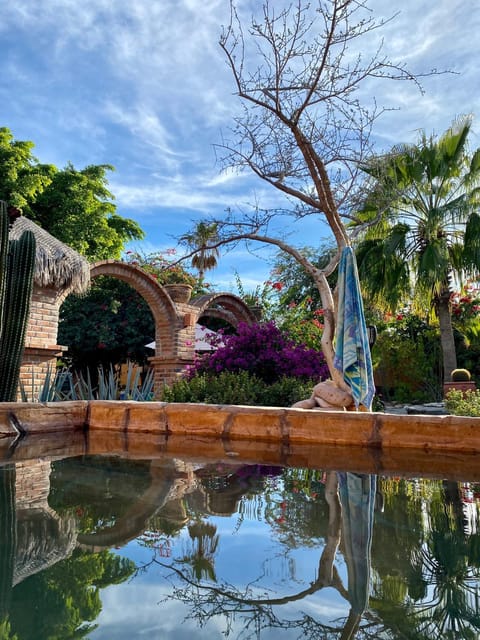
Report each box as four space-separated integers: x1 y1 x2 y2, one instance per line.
1 0 480 286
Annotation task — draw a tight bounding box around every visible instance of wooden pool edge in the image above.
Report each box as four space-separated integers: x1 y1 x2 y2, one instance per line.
0 399 479 453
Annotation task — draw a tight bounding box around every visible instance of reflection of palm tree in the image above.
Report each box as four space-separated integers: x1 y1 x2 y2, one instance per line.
410 512 480 637
371 479 480 639
179 521 219 581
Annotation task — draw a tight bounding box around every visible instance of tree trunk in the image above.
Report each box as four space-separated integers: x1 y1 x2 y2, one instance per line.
436 290 457 382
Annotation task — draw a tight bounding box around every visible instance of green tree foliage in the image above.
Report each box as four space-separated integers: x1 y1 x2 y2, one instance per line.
354 116 480 380
372 315 442 403
32 163 143 259
271 245 337 309
0 128 54 211
124 249 199 288
9 549 135 640
0 127 144 260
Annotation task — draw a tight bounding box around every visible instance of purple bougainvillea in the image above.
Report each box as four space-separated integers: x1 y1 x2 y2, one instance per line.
190 321 329 383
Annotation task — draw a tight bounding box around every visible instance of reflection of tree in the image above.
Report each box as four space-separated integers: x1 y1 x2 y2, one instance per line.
370 479 480 639
147 471 379 640
0 457 140 639
407 485 480 638
179 521 220 581
8 549 135 640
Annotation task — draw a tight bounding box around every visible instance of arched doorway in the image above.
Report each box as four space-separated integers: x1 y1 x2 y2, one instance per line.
89 261 257 394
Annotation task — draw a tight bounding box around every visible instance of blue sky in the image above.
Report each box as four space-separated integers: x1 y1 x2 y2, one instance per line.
1 0 479 292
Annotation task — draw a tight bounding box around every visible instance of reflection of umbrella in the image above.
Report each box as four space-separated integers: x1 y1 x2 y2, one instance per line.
333 247 375 410
145 324 224 352
338 472 376 640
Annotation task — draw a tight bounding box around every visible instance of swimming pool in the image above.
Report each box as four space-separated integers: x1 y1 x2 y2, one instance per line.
1 433 479 639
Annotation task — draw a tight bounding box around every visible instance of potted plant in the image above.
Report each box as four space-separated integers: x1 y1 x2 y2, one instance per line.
124 249 197 303
443 368 477 396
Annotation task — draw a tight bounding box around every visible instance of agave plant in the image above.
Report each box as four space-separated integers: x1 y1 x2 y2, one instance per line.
19 362 155 402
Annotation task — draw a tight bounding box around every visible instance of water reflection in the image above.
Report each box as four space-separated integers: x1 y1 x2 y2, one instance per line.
0 455 478 639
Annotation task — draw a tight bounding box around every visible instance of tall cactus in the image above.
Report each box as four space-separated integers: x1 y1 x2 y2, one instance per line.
0 201 36 401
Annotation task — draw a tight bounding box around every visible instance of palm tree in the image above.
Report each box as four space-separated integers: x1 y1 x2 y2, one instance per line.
180 222 220 286
354 116 480 380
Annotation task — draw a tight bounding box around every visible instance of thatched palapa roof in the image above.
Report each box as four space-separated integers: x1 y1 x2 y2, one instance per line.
9 216 90 294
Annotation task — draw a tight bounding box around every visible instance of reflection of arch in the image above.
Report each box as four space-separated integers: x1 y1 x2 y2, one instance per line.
76 461 187 549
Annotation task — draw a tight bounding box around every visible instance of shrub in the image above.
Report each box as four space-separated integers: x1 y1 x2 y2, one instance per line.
161 371 314 407
190 321 329 384
372 316 442 403
445 389 480 417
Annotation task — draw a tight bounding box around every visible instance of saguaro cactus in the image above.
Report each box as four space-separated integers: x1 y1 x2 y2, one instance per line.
0 201 36 401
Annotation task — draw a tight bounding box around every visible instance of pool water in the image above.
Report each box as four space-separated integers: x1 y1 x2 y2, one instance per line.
0 453 479 639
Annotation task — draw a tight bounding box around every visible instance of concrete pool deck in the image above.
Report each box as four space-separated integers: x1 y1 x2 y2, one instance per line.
0 399 478 451
0 401 479 480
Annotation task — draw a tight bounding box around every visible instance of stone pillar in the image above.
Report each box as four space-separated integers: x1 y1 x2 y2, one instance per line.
19 286 66 400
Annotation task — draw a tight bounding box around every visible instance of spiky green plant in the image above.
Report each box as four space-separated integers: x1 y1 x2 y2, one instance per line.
19 361 155 402
0 202 36 401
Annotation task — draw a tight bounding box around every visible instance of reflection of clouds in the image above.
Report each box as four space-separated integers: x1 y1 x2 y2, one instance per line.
91 572 350 639
91 583 230 638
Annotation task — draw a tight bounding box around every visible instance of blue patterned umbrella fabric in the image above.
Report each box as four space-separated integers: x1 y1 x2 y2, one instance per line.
333 247 375 410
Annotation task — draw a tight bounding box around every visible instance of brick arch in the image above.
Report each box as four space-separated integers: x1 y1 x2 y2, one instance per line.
90 260 179 348
89 261 194 391
55 263 259 395
192 293 257 328
20 260 258 399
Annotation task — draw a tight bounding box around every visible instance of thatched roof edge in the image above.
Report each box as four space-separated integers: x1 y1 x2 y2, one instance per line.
9 217 90 294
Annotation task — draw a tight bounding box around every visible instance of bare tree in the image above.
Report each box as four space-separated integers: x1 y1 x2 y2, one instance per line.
188 0 440 394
